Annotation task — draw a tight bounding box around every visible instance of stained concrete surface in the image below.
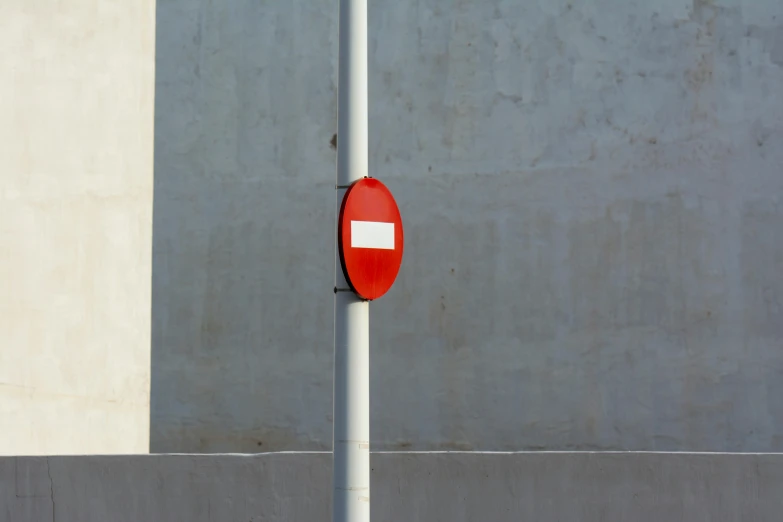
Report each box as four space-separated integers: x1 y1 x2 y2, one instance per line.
151 0 783 453
3 452 783 521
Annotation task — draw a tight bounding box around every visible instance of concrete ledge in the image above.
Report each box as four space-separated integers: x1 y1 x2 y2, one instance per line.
2 452 783 521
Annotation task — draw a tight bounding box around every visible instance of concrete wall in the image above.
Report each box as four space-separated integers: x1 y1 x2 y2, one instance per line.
4 452 783 521
151 0 783 452
0 2 156 454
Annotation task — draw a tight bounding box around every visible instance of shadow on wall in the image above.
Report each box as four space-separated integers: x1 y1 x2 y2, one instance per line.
149 0 338 453
150 0 783 454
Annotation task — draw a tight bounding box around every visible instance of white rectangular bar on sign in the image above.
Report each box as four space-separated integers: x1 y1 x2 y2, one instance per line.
351 221 395 250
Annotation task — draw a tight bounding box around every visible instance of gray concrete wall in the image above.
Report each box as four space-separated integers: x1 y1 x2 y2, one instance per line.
151 0 783 452
3 453 783 521
0 1 155 454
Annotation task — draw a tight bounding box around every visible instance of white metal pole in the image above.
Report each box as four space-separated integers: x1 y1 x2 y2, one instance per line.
333 0 370 520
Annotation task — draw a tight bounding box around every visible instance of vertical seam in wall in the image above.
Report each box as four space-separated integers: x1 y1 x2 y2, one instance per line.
47 458 56 522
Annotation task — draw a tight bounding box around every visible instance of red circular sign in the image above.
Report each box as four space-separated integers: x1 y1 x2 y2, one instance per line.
338 178 404 300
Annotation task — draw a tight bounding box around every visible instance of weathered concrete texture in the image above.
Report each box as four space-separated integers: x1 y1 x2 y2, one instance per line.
3 453 783 521
0 2 156 454
151 0 783 452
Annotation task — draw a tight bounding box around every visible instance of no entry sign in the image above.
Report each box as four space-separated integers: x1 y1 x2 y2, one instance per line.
338 178 404 300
